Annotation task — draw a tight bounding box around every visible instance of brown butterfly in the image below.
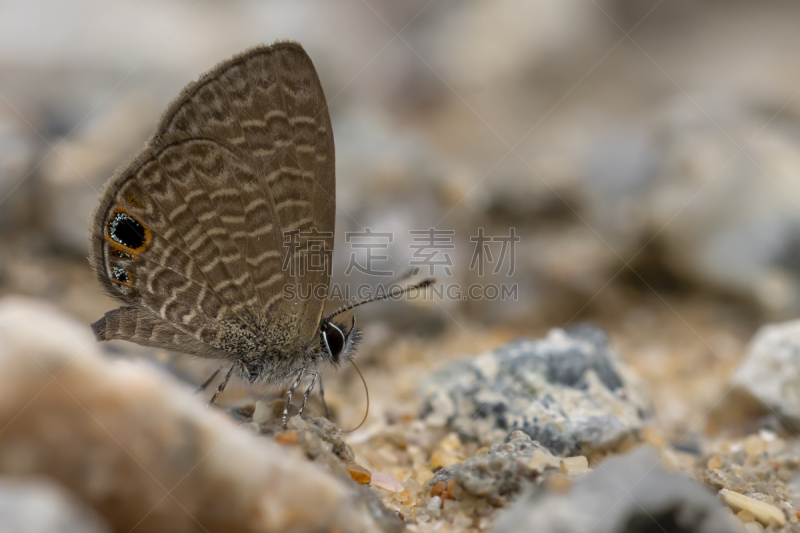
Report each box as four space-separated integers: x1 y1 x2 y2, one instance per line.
89 42 430 425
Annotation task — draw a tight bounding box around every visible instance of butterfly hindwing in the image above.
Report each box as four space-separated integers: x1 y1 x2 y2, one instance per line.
93 306 231 360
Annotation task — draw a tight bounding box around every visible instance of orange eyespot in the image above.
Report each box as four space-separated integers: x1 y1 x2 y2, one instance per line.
106 208 151 255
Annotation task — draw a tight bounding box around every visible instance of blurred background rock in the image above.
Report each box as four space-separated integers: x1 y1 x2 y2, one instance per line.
2 0 800 529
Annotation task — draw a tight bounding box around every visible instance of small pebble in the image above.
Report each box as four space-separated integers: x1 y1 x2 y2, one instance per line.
427 496 442 511
252 400 271 424
707 454 722 470
560 456 590 475
720 489 786 526
759 429 777 442
442 498 459 511
347 463 372 484
416 469 434 486
530 449 560 471
404 478 422 496
275 432 298 445
431 450 463 469
431 481 447 498
437 433 462 452
744 435 766 457
453 512 472 528
287 416 306 432
737 510 756 523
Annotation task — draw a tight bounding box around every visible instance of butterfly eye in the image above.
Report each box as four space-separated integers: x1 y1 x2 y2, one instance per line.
321 321 345 362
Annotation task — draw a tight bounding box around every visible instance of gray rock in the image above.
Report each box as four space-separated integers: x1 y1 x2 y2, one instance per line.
428 431 554 506
650 99 800 316
734 319 800 426
0 477 110 533
419 324 653 455
493 446 740 533
253 402 356 479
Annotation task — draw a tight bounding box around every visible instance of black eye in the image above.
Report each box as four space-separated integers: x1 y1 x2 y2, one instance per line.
322 322 345 361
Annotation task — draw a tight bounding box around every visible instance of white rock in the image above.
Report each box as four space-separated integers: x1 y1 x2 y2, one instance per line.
720 489 785 527
427 495 442 511
560 456 590 475
650 100 800 315
734 319 800 423
253 400 272 425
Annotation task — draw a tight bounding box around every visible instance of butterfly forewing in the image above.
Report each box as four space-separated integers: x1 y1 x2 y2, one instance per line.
158 43 334 337
90 42 335 360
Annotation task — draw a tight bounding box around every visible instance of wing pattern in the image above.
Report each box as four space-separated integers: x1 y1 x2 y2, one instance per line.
89 42 335 360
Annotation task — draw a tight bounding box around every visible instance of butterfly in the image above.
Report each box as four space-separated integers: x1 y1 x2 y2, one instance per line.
88 42 430 426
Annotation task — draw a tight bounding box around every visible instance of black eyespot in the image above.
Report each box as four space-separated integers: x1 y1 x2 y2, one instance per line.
322 322 345 361
109 212 147 250
112 267 130 284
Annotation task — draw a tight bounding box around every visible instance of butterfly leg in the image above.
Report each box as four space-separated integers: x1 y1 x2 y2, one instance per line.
318 375 330 419
297 371 318 419
282 368 307 428
196 367 222 393
209 364 235 405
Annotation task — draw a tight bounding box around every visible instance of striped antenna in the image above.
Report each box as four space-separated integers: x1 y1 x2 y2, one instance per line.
325 277 436 321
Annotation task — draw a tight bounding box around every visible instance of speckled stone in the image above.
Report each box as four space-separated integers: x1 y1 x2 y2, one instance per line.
419 324 653 455
494 446 740 533
254 403 356 478
427 431 553 506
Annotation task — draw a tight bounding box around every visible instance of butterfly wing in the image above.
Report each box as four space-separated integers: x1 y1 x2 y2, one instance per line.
156 42 335 341
90 42 334 356
90 137 282 355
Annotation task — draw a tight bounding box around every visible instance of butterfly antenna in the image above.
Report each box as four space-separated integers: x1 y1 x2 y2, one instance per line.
341 361 369 433
325 277 436 321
